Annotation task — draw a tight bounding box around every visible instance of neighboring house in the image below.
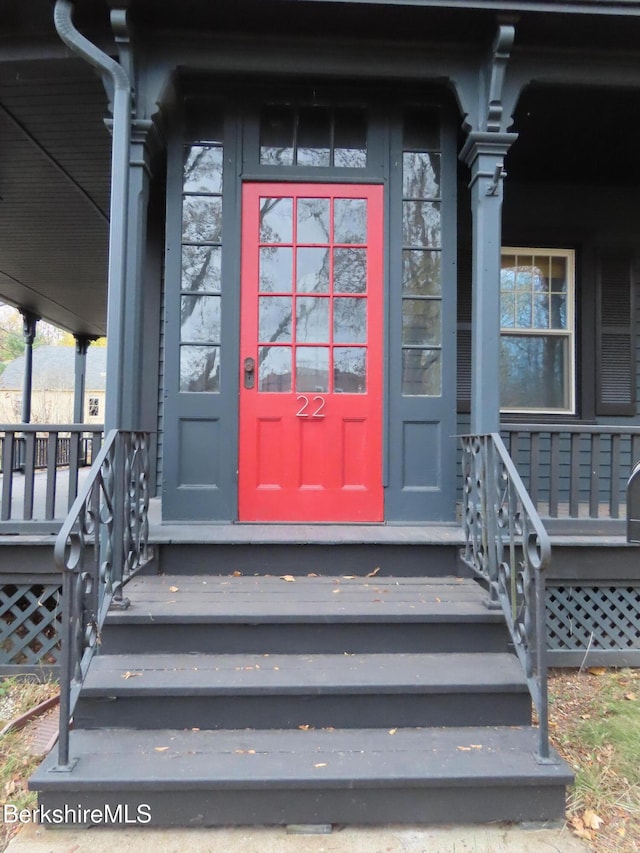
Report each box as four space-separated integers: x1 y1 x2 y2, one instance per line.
0 346 106 424
2 0 640 830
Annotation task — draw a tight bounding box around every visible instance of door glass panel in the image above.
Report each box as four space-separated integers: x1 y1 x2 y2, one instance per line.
181 246 222 293
296 297 330 342
260 198 293 243
182 196 223 243
258 346 292 392
180 345 220 392
334 198 367 244
259 247 293 292
402 299 441 346
297 198 330 243
334 248 366 293
181 295 221 342
260 106 295 166
402 152 441 199
296 347 329 392
402 349 441 396
259 297 292 342
297 107 331 167
334 347 366 393
334 297 366 343
402 250 441 296
183 145 223 194
296 248 330 293
402 201 441 248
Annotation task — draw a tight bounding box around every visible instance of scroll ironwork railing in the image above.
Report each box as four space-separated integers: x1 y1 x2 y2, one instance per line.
53 430 153 770
460 433 552 762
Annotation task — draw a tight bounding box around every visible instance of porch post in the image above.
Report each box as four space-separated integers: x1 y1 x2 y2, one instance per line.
119 120 160 431
73 335 92 423
460 131 517 435
19 310 39 424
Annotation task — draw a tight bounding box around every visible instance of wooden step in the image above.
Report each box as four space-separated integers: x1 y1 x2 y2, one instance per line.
74 651 531 730
31 726 572 826
103 575 509 655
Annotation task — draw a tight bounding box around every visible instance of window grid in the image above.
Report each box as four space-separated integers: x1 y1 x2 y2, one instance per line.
500 247 575 414
179 142 224 393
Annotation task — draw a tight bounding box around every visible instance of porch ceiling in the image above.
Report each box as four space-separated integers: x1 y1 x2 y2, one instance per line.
0 53 110 336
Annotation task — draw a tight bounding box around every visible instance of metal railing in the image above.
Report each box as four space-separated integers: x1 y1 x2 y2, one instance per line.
53 430 153 770
0 425 103 529
502 424 640 526
460 433 552 762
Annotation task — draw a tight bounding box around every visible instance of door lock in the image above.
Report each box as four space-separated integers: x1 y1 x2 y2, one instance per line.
243 357 255 389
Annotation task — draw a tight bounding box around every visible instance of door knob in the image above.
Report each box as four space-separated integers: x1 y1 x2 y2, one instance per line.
244 357 255 389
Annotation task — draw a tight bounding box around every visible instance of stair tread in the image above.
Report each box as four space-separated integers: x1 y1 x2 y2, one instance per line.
32 726 572 789
82 652 528 695
110 575 501 623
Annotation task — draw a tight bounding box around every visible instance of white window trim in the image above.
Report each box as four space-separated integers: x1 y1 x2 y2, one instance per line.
500 246 576 416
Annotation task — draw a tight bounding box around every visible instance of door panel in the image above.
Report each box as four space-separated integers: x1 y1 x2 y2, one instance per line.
239 183 384 521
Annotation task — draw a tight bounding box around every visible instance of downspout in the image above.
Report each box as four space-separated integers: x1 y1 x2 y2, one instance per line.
54 0 131 432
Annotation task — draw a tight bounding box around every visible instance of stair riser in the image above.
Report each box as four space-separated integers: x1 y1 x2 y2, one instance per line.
35 785 567 826
100 622 510 655
74 692 532 731
156 543 463 577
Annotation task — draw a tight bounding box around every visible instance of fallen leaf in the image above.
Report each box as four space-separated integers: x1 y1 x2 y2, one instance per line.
366 567 381 578
388 728 397 735
457 746 472 751
232 571 242 577
121 671 142 679
583 808 604 830
247 749 256 755
280 575 296 582
169 585 179 592
470 744 483 749
624 692 637 701
154 747 169 752
314 763 327 768
588 667 607 676
298 724 312 731
342 576 357 580
307 573 319 577
332 589 341 594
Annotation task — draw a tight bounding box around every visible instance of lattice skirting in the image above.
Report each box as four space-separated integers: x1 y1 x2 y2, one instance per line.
0 583 62 667
547 584 640 666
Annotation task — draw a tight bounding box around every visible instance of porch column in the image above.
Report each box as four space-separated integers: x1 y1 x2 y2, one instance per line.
459 132 517 435
73 335 92 423
117 119 160 432
19 310 39 424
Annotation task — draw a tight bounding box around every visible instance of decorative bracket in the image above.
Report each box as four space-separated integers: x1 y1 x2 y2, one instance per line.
484 23 515 133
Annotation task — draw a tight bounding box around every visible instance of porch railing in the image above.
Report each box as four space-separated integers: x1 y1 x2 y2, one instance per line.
53 430 152 770
460 433 552 762
502 424 640 530
0 425 103 531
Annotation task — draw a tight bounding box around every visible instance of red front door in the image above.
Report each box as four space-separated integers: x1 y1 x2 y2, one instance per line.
239 183 384 522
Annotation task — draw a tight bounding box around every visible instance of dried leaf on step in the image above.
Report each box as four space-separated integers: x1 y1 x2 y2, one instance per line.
342 576 357 580
298 724 312 731
314 763 327 768
456 746 472 751
232 571 242 577
583 809 604 830
588 667 607 676
121 671 142 679
279 575 296 582
388 728 397 735
366 567 381 578
169 585 179 592
154 746 169 752
307 573 319 577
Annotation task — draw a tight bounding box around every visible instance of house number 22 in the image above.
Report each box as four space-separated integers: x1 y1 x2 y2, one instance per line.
295 395 326 418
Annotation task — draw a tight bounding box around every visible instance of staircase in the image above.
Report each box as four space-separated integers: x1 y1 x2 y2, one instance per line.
31 544 572 827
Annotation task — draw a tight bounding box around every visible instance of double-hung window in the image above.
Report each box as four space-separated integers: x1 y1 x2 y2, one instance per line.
500 248 575 414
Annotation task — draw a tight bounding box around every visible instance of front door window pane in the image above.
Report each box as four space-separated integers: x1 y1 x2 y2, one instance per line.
296 297 330 343
334 347 366 393
259 297 292 342
260 198 293 243
260 247 293 293
296 347 329 392
296 248 330 293
180 346 220 392
297 107 331 167
334 298 366 343
334 198 367 244
334 249 366 293
259 346 292 392
297 198 330 243
182 246 222 293
182 196 223 243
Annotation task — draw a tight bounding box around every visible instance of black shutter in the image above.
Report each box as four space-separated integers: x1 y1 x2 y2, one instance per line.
457 232 472 412
596 250 636 416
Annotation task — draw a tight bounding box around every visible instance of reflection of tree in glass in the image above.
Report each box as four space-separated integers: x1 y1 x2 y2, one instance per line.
183 146 223 193
181 346 220 392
